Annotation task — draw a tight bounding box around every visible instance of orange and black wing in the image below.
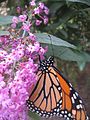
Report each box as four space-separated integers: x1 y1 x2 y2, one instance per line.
27 66 88 120
27 69 62 118
53 66 88 120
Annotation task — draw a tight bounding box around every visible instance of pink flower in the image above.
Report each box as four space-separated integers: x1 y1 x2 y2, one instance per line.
0 56 37 119
30 0 36 6
19 15 27 22
0 49 7 59
39 2 44 9
0 85 29 119
5 54 14 64
12 16 18 24
16 6 21 14
44 6 49 15
11 44 24 60
22 23 31 32
11 23 16 28
0 74 5 89
33 7 40 14
39 46 48 59
0 1 49 119
29 33 36 41
0 74 4 81
43 16 48 24
0 61 7 70
36 19 42 26
0 81 5 89
0 35 10 44
34 42 40 52
27 45 35 53
39 47 46 54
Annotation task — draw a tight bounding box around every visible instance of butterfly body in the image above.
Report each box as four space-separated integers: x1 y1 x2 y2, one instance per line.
27 56 88 120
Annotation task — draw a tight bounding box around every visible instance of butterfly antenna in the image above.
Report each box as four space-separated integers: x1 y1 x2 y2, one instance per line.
48 35 67 59
48 34 54 57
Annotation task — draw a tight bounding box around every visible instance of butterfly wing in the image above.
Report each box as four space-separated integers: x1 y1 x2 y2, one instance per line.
52 66 88 120
27 66 88 120
27 69 63 118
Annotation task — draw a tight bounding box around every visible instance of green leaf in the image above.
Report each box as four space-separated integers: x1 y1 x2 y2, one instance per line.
75 51 90 62
58 8 75 24
50 2 65 16
48 0 90 6
66 0 90 6
35 33 76 49
28 111 40 120
0 15 13 26
0 31 10 35
45 7 76 32
59 29 68 38
45 45 90 62
77 61 86 71
67 23 79 29
35 33 90 62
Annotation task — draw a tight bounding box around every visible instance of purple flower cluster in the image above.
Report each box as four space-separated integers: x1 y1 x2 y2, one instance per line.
12 0 49 33
0 1 49 120
12 0 49 29
32 1 49 25
0 34 47 120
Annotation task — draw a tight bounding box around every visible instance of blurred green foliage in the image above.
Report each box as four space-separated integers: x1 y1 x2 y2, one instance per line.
39 0 90 51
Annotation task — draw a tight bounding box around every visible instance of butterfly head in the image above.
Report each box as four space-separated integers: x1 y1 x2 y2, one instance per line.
39 56 54 71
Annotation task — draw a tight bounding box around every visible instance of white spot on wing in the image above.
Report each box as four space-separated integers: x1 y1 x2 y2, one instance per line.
75 92 78 96
60 114 63 117
64 115 67 118
79 100 82 103
57 108 60 112
70 87 72 90
73 94 77 99
68 113 71 117
61 111 64 114
76 105 81 109
58 87 61 90
71 97 75 103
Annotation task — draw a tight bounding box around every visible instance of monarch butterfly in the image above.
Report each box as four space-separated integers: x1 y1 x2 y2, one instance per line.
26 56 88 120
